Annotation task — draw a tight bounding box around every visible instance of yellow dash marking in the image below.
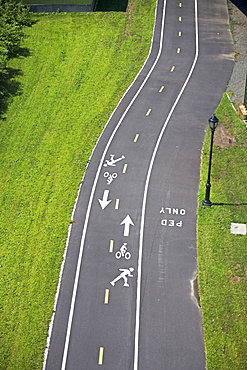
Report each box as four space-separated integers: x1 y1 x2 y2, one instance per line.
179 16 182 21
146 108 152 116
170 66 176 72
104 289 109 304
109 239 114 253
159 86 165 92
179 2 182 7
115 199 120 209
178 31 182 36
122 163 128 173
177 48 181 53
98 347 104 365
134 134 139 142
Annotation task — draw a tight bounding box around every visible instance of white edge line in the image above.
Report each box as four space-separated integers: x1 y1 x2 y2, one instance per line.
134 0 199 368
42 0 166 368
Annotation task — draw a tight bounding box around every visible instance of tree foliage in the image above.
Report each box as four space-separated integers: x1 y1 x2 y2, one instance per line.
0 0 31 99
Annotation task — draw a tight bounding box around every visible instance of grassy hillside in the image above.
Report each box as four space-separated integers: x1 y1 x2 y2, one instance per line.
0 2 156 368
197 94 247 369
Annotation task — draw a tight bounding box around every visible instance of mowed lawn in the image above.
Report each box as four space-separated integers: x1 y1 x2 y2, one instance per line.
197 94 247 369
0 2 156 368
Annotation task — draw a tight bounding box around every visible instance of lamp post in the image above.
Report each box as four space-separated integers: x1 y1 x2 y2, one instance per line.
202 115 219 206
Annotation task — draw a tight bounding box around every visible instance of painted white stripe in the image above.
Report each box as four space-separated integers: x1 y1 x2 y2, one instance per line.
133 0 199 368
57 1 171 369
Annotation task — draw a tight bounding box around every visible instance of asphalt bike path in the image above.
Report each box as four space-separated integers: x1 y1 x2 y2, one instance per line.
44 0 234 369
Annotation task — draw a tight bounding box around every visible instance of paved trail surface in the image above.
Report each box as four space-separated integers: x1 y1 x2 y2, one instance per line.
44 0 234 369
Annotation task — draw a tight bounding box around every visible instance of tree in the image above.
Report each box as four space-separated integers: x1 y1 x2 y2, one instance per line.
0 0 31 100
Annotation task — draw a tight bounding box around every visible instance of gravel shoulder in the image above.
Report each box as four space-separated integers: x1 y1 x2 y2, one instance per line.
227 0 247 104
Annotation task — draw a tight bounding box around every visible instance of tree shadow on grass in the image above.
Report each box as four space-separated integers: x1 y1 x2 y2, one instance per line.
0 69 23 118
96 0 128 12
0 47 31 119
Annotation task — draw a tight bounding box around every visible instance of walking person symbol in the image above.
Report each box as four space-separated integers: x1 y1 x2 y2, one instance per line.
110 268 134 287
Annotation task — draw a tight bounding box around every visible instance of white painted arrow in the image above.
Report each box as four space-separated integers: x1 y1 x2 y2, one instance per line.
98 190 112 209
120 215 134 237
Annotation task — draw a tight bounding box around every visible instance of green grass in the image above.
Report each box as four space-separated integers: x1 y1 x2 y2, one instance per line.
197 93 247 369
0 2 156 368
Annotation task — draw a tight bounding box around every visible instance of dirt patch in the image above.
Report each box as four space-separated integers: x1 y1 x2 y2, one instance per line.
230 265 247 283
214 123 236 148
230 275 241 283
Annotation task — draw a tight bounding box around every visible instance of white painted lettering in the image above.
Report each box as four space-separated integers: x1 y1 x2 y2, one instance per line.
161 219 167 226
176 221 183 227
172 208 179 215
180 209 186 215
168 219 175 226
160 207 165 214
165 207 171 214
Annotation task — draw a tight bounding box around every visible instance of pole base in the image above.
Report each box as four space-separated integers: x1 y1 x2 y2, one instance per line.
202 199 212 206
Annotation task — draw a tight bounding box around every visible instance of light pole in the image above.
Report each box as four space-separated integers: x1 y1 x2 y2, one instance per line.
202 115 219 206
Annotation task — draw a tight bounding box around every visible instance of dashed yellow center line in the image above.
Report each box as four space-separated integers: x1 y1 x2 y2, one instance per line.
109 239 114 253
179 2 183 7
122 163 128 173
104 289 110 304
133 134 139 142
159 85 165 92
170 66 176 72
178 31 182 36
115 198 120 209
177 48 181 53
98 347 104 365
146 108 152 116
179 16 182 21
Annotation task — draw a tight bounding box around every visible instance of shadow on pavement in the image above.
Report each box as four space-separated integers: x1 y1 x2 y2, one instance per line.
230 0 247 15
